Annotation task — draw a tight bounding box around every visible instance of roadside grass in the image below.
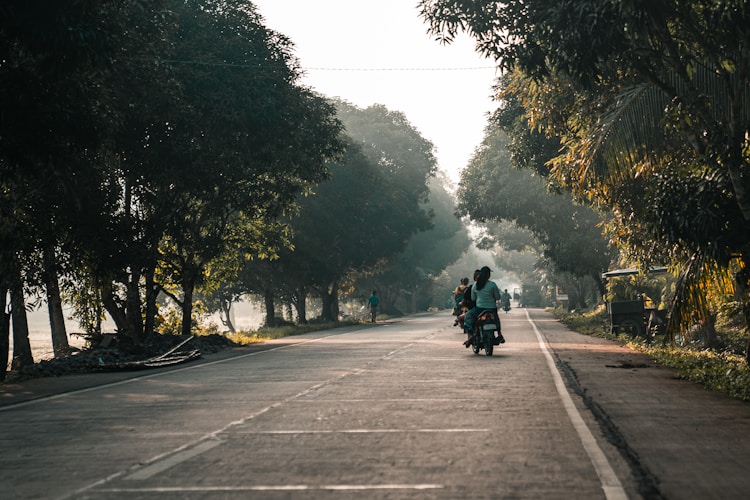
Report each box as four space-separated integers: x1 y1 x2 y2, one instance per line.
224 318 365 345
554 306 750 402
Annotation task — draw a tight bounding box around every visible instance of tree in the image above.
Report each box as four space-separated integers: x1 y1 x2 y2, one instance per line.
264 101 439 322
322 102 438 319
147 1 344 336
364 173 469 314
421 0 750 355
0 1 160 363
456 118 612 305
1 0 344 360
273 138 401 322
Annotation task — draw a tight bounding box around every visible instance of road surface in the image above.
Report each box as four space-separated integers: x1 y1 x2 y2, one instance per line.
2 307 749 499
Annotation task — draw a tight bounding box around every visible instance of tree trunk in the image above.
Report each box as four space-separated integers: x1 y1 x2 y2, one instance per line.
263 285 276 327
0 285 10 381
320 290 333 321
181 266 196 337
320 281 340 322
220 299 235 333
9 255 32 369
43 248 69 356
702 311 717 349
126 268 143 342
10 280 33 370
101 281 128 334
293 287 308 324
144 266 158 337
284 303 293 322
330 282 340 320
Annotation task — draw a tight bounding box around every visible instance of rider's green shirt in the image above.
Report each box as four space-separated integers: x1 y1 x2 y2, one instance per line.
471 280 501 309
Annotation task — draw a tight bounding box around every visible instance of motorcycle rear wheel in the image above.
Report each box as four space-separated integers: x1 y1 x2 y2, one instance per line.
483 332 494 356
471 339 480 355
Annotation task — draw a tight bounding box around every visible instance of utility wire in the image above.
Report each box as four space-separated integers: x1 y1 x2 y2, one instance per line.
305 66 497 71
119 56 496 72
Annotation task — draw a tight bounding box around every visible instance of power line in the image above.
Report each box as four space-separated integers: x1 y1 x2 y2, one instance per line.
304 66 497 72
119 56 496 72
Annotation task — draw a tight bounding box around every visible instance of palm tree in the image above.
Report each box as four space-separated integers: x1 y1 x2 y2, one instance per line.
553 66 750 359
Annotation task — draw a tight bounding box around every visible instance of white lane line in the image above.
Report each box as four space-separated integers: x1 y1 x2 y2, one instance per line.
237 428 489 434
1 335 334 411
525 309 628 500
96 484 443 492
124 439 222 480
7 320 438 412
58 366 368 500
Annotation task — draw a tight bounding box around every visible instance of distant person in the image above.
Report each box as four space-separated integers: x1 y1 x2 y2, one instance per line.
368 290 380 323
501 288 512 312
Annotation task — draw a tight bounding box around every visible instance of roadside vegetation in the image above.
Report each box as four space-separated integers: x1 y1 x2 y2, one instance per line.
417 0 750 408
4 2 750 389
225 319 363 345
555 307 750 402
1 2 468 380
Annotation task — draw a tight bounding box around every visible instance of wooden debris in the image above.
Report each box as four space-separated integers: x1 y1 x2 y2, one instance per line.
100 335 202 371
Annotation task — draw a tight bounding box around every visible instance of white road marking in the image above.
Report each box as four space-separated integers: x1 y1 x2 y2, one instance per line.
1 335 337 412
525 309 629 500
237 428 488 434
124 439 222 480
96 484 443 492
59 364 368 499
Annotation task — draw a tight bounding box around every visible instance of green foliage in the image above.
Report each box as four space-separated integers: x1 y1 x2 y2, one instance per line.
267 100 440 321
422 0 750 357
158 302 220 336
1 0 345 345
645 348 750 402
455 119 611 300
556 306 611 337
363 174 470 314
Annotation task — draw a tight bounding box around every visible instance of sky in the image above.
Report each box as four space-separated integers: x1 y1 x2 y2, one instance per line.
251 0 500 184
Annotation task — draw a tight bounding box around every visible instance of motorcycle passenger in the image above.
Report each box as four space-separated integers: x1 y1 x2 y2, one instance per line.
465 266 505 346
457 269 480 331
452 277 469 324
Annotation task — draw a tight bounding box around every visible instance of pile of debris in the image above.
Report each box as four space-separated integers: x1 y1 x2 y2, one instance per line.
16 333 238 380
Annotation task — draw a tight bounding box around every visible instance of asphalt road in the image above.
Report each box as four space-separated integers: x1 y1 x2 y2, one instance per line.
2 307 749 499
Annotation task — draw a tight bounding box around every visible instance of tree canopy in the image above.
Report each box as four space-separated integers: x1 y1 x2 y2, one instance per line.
259 100 443 323
0 0 345 376
456 115 611 308
420 0 750 355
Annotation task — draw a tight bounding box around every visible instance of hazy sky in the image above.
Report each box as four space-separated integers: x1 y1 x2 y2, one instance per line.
251 0 499 184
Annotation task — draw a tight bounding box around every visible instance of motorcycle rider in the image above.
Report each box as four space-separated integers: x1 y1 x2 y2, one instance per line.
501 288 512 312
464 266 505 346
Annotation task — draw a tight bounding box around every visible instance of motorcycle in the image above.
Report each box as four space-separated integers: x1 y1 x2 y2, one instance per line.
468 310 503 356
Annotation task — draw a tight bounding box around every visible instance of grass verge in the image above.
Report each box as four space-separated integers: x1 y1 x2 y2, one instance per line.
224 319 363 345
